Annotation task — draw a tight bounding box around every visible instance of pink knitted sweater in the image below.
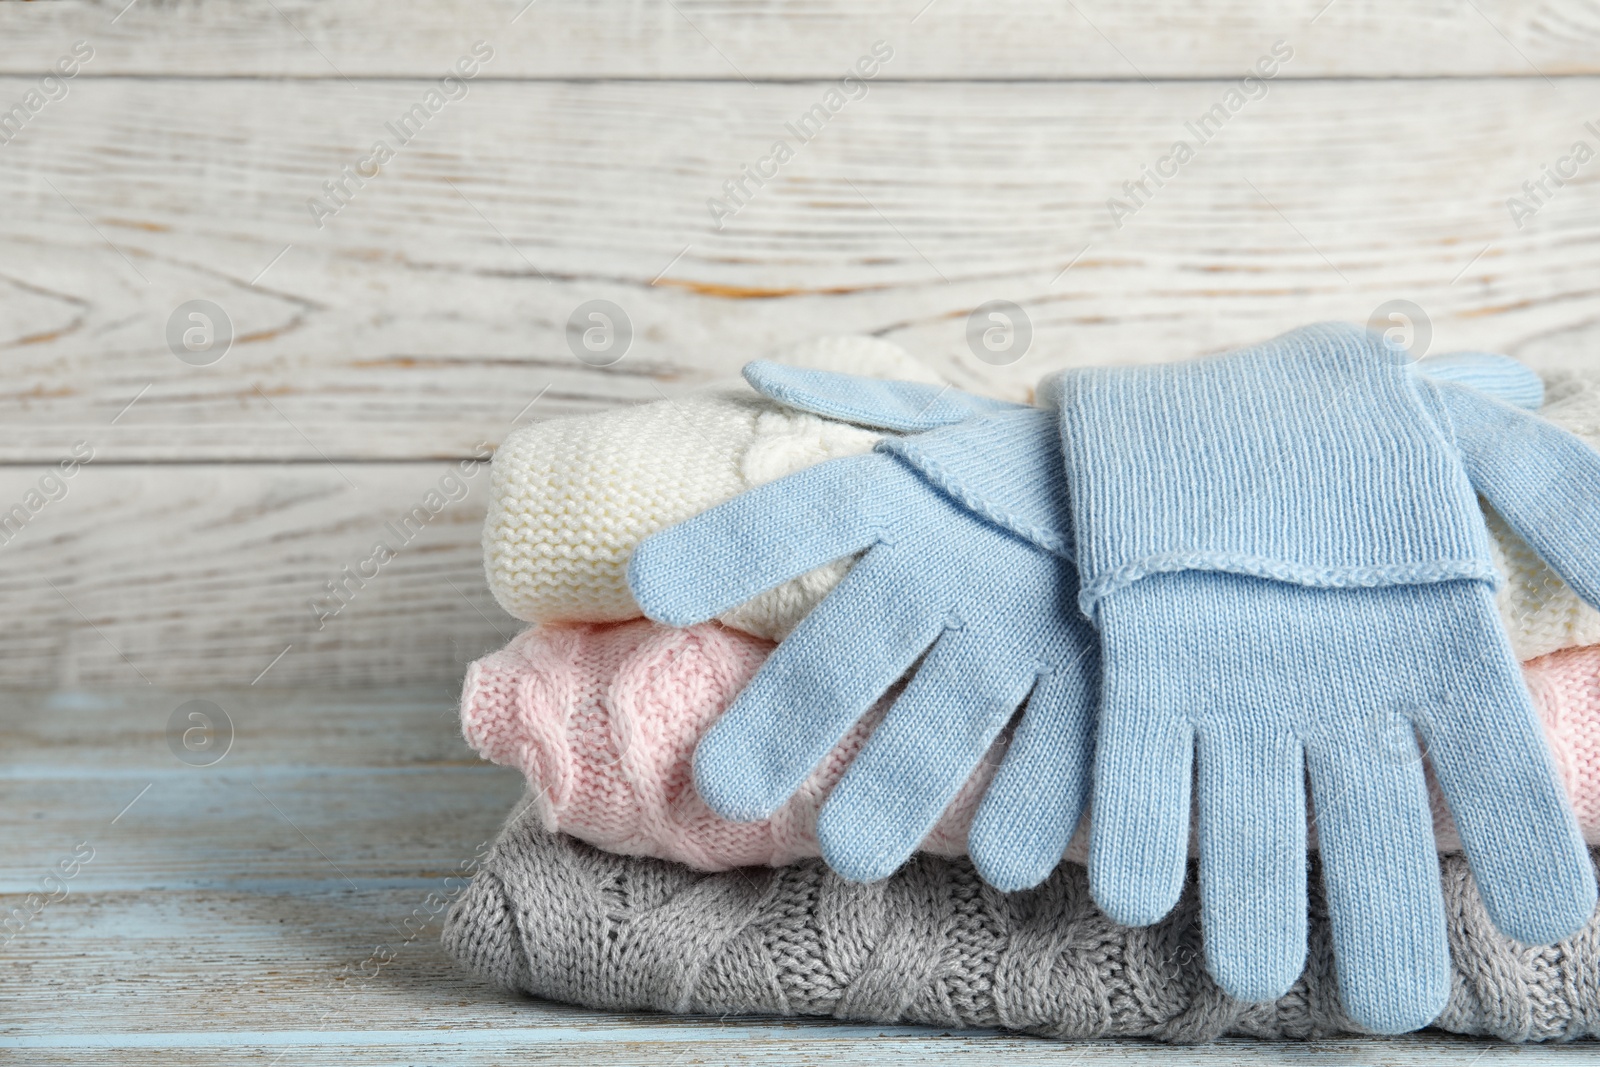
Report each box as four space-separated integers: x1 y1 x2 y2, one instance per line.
461 620 1600 872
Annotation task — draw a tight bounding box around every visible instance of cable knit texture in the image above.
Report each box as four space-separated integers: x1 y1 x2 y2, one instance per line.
460 340 1600 1043
459 619 942 869
441 807 1600 1044
461 620 1600 869
482 336 942 641
1529 645 1600 835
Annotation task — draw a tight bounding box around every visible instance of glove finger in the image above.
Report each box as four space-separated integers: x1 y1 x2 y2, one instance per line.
1195 719 1307 1003
1088 664 1193 928
629 452 909 627
1438 379 1600 608
691 545 945 822
1305 719 1448 1034
743 360 1024 432
1417 598 1595 944
817 627 1039 883
968 643 1098 892
1411 351 1543 410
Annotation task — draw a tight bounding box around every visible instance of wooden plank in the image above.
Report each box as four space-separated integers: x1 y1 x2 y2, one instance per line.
0 687 1577 1062
6 1042 1586 1067
2 0 1600 79
2 76 1599 462
0 684 516 886
0 767 525 889
1 685 477 771
0 465 522 688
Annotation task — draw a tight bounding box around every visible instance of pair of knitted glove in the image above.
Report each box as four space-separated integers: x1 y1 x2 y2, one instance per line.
622 324 1600 1032
460 619 1600 871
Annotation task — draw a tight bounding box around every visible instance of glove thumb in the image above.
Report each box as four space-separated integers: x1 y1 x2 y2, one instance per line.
1413 351 1543 411
743 360 1025 432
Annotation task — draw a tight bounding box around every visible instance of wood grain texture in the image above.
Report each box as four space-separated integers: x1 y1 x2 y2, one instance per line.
0 686 1579 1063
4 1 1598 1058
2 0 1600 79
0 465 519 688
1 77 1598 461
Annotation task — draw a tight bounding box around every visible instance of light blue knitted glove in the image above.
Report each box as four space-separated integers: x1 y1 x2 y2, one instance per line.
742 343 1565 1028
1407 350 1545 410
1042 323 1596 1034
636 337 1573 1032
628 391 1100 890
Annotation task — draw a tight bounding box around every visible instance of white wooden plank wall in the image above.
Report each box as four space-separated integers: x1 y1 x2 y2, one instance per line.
2 0 1600 78
1 0 1599 686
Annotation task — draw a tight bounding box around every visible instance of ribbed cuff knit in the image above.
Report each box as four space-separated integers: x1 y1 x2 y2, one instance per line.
1042 323 1496 618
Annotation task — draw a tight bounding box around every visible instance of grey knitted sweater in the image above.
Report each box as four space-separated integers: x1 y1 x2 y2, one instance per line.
442 801 1600 1043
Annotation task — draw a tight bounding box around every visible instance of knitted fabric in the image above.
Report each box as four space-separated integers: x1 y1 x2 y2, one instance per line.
625 408 1097 887
485 336 1600 655
1491 381 1600 660
1418 351 1547 410
481 407 1098 891
441 806 1600 1043
1044 323 1497 612
1528 644 1600 835
459 619 947 869
1037 326 1596 1027
460 620 1600 870
482 336 942 641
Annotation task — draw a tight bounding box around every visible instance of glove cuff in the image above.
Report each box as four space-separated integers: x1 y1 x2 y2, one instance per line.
877 407 1074 559
1043 322 1498 618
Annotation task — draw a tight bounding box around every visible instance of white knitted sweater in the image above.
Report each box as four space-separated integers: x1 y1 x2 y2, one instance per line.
484 336 943 640
483 338 1600 658
1488 378 1600 659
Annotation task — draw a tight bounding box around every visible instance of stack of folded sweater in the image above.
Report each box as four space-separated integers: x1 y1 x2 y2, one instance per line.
442 333 1600 1043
